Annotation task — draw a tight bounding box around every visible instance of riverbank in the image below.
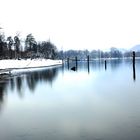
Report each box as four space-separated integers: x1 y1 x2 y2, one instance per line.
0 59 62 74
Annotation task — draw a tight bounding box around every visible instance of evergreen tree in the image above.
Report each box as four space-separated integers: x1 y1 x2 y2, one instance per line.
7 36 13 59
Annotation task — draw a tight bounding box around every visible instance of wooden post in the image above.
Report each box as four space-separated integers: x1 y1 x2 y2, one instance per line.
133 51 136 81
105 60 107 70
133 51 135 67
75 56 78 71
67 58 69 70
87 55 90 73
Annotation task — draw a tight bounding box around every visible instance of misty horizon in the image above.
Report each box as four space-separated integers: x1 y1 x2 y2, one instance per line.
1 0 140 51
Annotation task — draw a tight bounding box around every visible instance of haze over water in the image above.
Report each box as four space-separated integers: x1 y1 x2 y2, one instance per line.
1 0 140 50
0 59 140 140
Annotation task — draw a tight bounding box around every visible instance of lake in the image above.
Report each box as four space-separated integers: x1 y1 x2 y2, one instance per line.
0 59 140 140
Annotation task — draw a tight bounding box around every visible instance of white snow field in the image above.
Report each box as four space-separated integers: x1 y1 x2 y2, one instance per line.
0 59 62 74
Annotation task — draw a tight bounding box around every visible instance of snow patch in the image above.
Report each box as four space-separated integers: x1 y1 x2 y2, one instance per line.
0 59 62 74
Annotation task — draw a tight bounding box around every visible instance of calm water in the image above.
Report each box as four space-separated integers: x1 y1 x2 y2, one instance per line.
0 59 140 140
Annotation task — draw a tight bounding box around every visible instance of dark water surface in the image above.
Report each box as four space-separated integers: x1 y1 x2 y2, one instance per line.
0 59 140 140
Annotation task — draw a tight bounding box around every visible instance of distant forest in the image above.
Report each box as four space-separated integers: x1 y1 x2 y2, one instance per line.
58 48 140 60
0 31 140 60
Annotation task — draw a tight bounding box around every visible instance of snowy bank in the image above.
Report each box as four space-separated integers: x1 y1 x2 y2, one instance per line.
0 59 62 71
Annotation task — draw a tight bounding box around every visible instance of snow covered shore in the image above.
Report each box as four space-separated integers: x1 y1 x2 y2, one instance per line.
0 59 62 70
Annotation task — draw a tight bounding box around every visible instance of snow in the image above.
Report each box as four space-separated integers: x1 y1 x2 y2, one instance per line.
0 59 62 74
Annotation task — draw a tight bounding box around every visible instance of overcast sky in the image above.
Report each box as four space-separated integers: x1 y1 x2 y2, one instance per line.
0 0 140 50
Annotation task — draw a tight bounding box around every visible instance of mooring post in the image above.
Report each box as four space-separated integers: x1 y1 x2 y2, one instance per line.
105 60 107 70
67 58 69 70
132 51 136 81
133 51 135 67
75 56 78 70
87 55 90 73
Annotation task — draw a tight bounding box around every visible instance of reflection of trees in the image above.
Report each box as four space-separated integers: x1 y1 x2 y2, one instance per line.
109 59 123 70
68 59 123 72
0 68 59 109
16 76 24 97
7 68 59 95
0 82 7 100
10 78 15 91
26 73 38 91
26 68 58 91
7 67 59 97
0 83 5 101
0 81 7 113
90 60 104 71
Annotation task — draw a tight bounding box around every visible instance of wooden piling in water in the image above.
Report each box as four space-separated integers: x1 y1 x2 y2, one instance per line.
67 58 69 70
133 51 135 67
105 60 107 70
87 55 89 65
87 55 90 73
75 56 78 70
132 51 136 81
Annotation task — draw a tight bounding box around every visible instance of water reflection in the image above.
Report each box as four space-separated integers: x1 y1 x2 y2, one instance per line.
109 59 123 70
0 59 138 97
105 60 107 70
0 81 7 112
87 62 90 74
133 63 136 81
0 83 5 101
0 67 59 113
16 76 23 93
69 59 123 72
10 78 15 91
0 67 59 96
0 59 140 140
0 59 139 107
27 68 58 91
0 87 4 112
20 68 58 92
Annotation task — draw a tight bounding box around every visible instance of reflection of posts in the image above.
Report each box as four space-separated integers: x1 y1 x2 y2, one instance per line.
132 51 136 81
133 63 136 81
87 55 90 73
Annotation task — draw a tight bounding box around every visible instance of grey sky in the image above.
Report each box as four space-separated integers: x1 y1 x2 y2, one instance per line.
0 0 140 50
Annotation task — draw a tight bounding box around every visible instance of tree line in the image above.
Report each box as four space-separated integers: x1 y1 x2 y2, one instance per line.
58 47 140 60
1 31 140 60
0 32 58 60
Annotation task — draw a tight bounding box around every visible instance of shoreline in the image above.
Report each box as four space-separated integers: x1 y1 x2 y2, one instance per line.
0 59 62 74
